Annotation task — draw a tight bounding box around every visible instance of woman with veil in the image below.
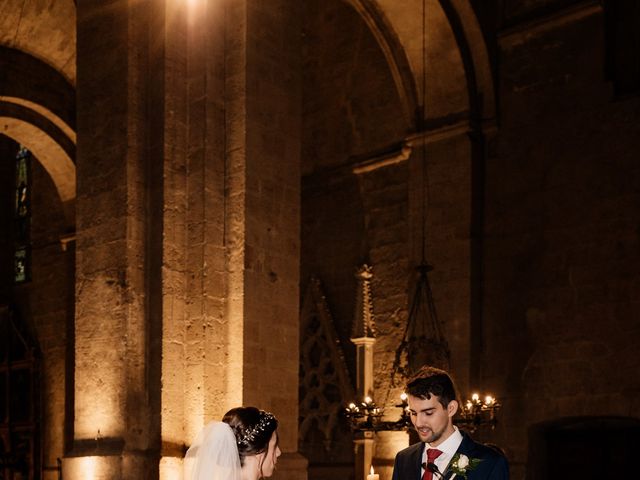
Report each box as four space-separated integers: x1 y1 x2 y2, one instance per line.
184 407 281 480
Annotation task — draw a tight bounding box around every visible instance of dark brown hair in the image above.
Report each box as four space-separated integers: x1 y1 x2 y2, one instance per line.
406 365 458 408
222 406 279 476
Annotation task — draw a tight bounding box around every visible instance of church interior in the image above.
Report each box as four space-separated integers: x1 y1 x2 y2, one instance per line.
1 0 639 479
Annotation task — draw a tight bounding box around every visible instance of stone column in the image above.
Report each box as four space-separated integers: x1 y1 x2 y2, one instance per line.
66 0 306 478
64 0 157 478
225 1 305 477
351 266 377 480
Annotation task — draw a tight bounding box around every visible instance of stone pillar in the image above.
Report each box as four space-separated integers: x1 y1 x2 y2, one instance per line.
354 432 375 480
64 0 157 478
350 265 377 480
157 0 307 476
66 0 306 478
225 1 305 477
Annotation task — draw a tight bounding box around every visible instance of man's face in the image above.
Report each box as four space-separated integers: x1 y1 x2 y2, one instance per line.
408 394 457 446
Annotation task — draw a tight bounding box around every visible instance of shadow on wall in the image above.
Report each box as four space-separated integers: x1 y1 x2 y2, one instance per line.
527 416 640 480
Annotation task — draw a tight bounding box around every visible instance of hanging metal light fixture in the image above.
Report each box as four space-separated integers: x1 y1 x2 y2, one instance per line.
346 0 500 434
389 0 450 385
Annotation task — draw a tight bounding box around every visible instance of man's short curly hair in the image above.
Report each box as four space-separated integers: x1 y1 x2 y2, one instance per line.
405 365 458 408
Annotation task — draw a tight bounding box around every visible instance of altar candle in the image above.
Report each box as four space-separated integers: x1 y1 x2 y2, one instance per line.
367 466 379 480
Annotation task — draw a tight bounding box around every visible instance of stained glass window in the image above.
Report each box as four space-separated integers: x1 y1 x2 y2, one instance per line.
14 146 31 284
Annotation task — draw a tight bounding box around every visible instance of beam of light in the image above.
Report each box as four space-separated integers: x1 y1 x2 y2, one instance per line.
80 456 97 479
160 456 184 480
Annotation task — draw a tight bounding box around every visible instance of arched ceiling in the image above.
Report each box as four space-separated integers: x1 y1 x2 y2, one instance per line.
0 1 76 224
303 0 492 174
373 0 469 119
0 0 76 86
352 0 495 123
0 0 492 131
0 0 494 176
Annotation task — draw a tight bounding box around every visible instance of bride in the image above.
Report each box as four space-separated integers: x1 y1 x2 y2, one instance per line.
185 407 282 480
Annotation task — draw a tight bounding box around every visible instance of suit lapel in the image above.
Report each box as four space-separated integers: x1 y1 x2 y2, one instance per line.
442 432 477 480
410 442 425 480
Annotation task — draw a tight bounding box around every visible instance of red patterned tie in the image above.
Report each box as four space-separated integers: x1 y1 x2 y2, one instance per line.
422 448 443 480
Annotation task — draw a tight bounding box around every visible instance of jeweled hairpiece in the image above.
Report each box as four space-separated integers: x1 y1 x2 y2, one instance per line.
237 411 276 446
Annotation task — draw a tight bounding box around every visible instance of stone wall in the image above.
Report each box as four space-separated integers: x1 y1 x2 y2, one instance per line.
2 1 639 479
0 137 74 480
481 6 640 478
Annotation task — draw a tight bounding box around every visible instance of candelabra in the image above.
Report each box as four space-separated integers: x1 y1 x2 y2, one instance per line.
457 393 501 431
346 391 501 433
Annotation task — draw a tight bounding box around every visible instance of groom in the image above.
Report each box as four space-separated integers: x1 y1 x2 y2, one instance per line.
392 366 509 479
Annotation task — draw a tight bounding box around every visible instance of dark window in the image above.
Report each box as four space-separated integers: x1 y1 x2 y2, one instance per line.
604 0 640 96
0 306 39 480
13 146 31 284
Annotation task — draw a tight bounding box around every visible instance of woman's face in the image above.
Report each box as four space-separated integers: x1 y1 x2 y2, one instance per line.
259 431 281 477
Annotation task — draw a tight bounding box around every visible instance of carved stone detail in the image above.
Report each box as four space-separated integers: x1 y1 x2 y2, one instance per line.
299 277 354 449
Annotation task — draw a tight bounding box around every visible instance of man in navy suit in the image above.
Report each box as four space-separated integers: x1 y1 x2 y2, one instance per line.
392 366 509 480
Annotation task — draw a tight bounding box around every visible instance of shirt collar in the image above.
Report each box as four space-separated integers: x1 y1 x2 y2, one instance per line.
426 426 463 458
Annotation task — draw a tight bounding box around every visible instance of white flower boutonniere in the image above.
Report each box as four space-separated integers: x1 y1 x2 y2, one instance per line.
448 453 482 479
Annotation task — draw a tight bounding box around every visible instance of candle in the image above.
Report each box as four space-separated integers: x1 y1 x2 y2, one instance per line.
367 466 380 480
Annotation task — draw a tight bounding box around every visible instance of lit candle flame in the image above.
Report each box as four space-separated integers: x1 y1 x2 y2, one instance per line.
400 392 408 401
370 466 375 475
364 396 373 404
471 393 480 402
485 395 494 405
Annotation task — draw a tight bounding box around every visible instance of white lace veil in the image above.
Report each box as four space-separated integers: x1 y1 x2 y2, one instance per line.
184 422 242 480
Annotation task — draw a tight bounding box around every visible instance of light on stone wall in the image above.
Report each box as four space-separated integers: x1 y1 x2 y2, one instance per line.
63 455 119 479
80 457 97 478
457 392 501 431
160 456 184 480
75 325 125 439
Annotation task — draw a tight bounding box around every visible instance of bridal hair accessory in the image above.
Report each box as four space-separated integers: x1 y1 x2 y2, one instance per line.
237 411 276 446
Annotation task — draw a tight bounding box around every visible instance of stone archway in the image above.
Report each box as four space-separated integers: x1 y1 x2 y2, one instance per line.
345 0 496 130
438 0 496 123
0 47 76 227
1 19 77 478
0 117 75 225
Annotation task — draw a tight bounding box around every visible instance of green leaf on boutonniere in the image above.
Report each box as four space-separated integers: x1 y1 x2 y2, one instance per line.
449 453 482 479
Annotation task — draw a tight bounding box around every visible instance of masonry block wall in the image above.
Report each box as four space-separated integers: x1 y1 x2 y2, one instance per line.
26 160 74 478
301 2 640 480
480 6 640 478
2 1 640 479
0 134 74 480
240 0 303 464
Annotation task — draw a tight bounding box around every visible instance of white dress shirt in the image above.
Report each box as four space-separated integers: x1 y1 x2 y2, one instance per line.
421 426 463 478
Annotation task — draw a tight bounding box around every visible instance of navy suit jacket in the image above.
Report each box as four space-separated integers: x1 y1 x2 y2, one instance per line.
391 431 509 480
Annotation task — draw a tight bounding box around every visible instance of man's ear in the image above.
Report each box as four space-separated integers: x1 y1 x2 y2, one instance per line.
447 400 459 417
